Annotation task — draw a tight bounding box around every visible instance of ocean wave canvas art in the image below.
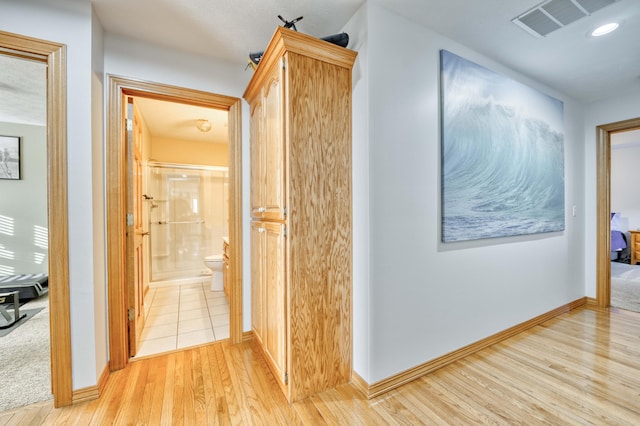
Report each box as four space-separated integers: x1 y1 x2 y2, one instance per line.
440 50 564 242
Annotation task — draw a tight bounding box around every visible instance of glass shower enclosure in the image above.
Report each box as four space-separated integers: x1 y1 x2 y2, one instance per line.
147 163 228 282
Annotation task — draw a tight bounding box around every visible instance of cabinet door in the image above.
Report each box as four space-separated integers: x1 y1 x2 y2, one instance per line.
250 99 265 218
263 221 287 386
251 221 265 343
263 62 286 221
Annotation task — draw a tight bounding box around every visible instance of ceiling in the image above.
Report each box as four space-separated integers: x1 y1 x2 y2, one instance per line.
134 98 228 145
1 0 640 135
90 0 640 104
0 55 46 126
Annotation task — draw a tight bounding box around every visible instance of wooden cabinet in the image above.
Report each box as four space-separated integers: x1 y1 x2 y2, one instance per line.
249 63 286 221
630 230 640 265
251 221 287 388
244 27 357 402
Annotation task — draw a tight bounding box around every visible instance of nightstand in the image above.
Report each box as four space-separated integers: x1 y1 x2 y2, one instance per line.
630 230 640 265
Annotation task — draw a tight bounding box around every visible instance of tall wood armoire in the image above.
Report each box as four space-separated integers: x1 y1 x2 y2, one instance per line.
243 27 357 402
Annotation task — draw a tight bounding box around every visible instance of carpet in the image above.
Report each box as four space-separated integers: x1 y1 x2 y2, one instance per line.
610 262 640 313
0 295 52 412
0 308 44 337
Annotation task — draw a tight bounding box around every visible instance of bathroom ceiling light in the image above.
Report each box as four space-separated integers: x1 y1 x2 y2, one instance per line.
591 22 619 36
196 119 212 132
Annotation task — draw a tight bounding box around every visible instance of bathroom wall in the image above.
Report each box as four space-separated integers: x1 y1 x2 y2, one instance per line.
151 136 228 167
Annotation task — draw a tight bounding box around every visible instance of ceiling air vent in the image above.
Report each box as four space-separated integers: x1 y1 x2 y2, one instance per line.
512 0 618 37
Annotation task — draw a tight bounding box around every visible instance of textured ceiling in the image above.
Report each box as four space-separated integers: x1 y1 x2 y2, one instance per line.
0 55 46 126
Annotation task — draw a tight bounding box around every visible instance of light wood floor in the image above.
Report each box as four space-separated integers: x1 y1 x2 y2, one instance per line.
2 306 640 425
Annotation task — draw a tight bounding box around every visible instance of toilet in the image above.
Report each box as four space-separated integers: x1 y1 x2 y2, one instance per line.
203 254 224 291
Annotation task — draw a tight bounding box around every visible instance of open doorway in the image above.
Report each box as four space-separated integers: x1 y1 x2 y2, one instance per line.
596 117 640 309
0 31 72 407
0 53 52 411
606 128 640 312
127 96 233 358
106 76 243 370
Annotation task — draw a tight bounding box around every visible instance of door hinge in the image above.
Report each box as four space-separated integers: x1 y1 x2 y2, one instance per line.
284 372 288 384
282 58 286 70
128 308 135 321
283 206 287 217
127 213 134 226
283 226 287 238
126 118 133 132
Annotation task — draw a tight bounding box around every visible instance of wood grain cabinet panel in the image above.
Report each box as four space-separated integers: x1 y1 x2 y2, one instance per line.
630 230 640 266
244 27 357 402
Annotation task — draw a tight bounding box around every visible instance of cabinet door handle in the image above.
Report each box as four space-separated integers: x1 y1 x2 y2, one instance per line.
258 227 266 233
258 207 266 213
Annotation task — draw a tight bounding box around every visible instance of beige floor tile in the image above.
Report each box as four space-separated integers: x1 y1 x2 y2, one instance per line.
213 325 230 340
208 297 229 306
148 303 180 315
145 312 179 327
134 335 176 358
178 317 212 334
177 328 215 349
210 304 230 315
142 323 177 340
180 300 209 312
179 308 210 321
210 313 229 327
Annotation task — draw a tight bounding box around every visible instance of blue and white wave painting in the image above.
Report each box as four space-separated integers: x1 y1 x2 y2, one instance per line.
440 50 565 242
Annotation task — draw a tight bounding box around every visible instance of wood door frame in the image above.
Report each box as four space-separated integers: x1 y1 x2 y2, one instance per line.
0 31 72 407
595 117 640 307
107 75 243 370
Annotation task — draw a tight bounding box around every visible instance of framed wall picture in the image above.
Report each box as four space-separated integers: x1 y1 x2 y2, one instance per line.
440 50 565 242
0 135 21 180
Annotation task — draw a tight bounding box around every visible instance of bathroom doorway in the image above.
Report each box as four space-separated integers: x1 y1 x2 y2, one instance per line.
128 97 231 358
106 76 243 370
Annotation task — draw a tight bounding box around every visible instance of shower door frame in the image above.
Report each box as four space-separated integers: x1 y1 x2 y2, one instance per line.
106 75 243 370
147 162 230 283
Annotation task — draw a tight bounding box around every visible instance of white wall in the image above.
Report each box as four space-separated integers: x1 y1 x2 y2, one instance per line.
584 90 640 296
611 140 640 231
103 33 254 331
1 0 102 390
351 3 586 383
91 8 108 386
342 4 371 382
0 122 47 275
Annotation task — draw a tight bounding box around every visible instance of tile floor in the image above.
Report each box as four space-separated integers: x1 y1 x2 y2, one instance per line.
133 280 229 358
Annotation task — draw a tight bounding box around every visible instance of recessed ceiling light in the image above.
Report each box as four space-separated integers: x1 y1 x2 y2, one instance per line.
591 22 619 37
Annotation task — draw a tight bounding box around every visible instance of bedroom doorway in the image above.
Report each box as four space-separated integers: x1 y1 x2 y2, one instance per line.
0 31 72 407
0 53 51 412
607 128 640 312
106 76 243 370
596 117 640 310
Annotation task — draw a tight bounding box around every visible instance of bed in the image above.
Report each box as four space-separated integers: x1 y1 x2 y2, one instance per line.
611 212 629 262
